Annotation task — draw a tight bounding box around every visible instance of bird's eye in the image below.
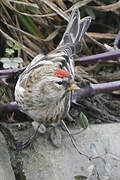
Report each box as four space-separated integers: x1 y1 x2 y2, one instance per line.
56 81 63 85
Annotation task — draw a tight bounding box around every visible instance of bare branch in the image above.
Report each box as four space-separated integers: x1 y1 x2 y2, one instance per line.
75 50 120 65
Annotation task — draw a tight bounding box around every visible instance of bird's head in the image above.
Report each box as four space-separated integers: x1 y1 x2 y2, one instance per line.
40 68 79 103
31 68 79 105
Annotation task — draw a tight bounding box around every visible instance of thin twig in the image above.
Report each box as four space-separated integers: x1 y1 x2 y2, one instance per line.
61 120 90 159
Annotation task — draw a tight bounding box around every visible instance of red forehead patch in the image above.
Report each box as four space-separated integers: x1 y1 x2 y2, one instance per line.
55 69 70 78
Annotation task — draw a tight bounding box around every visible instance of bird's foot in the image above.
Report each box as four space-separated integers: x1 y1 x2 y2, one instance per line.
64 113 75 123
16 126 39 150
16 122 46 150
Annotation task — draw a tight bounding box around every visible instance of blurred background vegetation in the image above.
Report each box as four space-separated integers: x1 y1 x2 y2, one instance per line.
0 0 120 123
0 0 119 62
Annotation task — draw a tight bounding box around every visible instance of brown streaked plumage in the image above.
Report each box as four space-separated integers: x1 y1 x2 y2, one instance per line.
15 9 91 148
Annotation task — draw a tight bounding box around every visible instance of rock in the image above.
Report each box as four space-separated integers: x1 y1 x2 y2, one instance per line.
19 123 120 180
0 132 16 180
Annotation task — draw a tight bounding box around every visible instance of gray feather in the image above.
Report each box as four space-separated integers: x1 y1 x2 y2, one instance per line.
58 9 92 55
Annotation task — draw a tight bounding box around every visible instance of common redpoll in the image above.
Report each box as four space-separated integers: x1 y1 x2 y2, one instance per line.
15 9 91 148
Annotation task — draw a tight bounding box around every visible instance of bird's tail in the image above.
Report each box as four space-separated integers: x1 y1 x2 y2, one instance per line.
57 9 91 56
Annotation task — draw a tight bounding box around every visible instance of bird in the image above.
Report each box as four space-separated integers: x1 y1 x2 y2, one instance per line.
15 9 91 149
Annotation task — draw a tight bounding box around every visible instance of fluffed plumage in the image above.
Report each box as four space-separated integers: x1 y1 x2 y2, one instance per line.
15 9 91 133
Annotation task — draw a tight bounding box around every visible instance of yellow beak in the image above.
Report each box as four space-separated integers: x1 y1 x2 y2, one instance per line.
68 84 80 91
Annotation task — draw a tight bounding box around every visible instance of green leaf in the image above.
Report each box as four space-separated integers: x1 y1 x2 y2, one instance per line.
0 58 10 63
13 44 22 50
75 0 81 2
50 127 62 148
87 165 95 177
13 57 23 63
108 153 120 161
5 48 14 55
79 112 88 129
104 138 110 153
90 144 99 156
74 175 87 180
0 7 3 14
11 61 19 68
101 158 112 175
26 6 41 14
3 62 11 69
85 8 95 20
18 14 44 38
7 40 14 47
0 57 22 68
